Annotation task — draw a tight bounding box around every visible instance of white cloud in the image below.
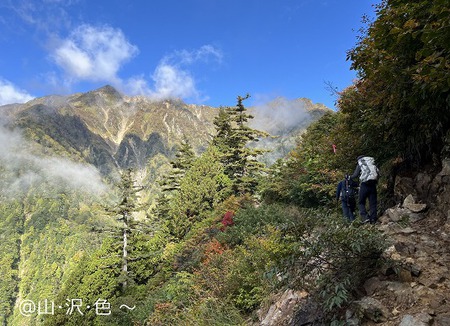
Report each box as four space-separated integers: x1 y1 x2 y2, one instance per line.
150 63 197 100
250 97 312 135
126 45 222 102
0 78 34 105
52 24 138 84
168 45 224 65
0 125 107 197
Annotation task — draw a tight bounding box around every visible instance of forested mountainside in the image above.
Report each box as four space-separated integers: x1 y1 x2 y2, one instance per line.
0 85 327 325
1 0 449 325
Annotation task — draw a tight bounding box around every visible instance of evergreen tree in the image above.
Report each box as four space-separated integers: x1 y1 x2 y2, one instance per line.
104 168 146 291
153 140 196 223
213 95 268 196
212 108 233 152
160 139 195 192
165 146 232 239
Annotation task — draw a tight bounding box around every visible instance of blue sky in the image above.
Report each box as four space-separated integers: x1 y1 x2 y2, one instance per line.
0 0 379 109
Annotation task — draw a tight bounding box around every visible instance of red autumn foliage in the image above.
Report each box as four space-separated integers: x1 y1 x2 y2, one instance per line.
220 211 234 231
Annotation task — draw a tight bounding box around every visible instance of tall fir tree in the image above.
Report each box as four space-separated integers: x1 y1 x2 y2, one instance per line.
165 145 231 238
105 168 145 291
160 139 196 192
213 95 268 196
153 139 196 222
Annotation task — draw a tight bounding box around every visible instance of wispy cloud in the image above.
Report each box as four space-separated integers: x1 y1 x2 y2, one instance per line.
165 45 224 66
3 0 75 33
0 125 107 197
51 24 139 85
0 78 34 105
126 45 223 102
250 96 312 135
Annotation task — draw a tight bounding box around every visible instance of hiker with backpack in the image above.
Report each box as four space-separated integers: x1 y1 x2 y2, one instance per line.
350 156 380 224
336 174 358 222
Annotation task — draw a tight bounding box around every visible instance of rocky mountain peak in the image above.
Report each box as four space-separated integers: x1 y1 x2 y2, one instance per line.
91 84 123 99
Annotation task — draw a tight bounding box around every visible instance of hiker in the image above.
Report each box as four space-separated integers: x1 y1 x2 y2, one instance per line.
350 156 380 224
336 174 358 222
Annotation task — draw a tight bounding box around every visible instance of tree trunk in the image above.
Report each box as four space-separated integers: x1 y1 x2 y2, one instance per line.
122 212 128 291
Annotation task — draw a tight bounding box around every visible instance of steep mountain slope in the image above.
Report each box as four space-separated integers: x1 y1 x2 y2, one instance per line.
0 85 330 325
2 85 330 175
257 161 450 326
3 85 218 176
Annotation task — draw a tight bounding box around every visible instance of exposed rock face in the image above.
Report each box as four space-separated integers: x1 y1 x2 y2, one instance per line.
255 289 324 326
257 290 308 326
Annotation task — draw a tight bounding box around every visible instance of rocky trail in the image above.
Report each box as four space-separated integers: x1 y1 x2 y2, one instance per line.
257 160 450 326
349 159 450 325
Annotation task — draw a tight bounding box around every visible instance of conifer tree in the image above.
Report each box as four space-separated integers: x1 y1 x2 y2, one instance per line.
153 139 196 222
212 108 233 151
105 168 146 291
165 145 231 238
213 95 268 196
160 139 195 192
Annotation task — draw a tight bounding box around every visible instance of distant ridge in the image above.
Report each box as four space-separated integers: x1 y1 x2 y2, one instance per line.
0 85 331 173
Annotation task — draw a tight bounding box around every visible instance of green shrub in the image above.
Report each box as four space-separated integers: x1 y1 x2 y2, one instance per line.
283 214 387 321
217 203 301 246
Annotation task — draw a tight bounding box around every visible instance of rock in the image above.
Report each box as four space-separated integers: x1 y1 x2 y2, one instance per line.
409 213 426 223
415 172 432 199
439 159 450 175
289 295 322 326
403 194 427 213
398 268 413 283
260 289 307 326
385 206 410 222
430 159 450 199
434 314 450 326
394 241 416 255
379 214 390 224
364 277 384 296
399 313 432 326
386 282 416 307
345 309 360 326
410 264 421 277
395 177 417 201
399 227 416 234
354 297 390 323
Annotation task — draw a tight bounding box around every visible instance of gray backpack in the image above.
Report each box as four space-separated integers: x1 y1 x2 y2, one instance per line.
358 156 379 182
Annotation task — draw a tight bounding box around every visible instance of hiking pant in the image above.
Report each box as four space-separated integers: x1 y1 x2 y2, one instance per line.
358 180 377 223
341 199 356 222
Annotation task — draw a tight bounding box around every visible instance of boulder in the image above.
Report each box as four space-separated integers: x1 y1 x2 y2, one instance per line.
385 206 409 222
354 297 390 323
259 289 308 326
414 172 432 199
363 277 384 296
403 194 427 213
399 313 433 326
430 159 450 201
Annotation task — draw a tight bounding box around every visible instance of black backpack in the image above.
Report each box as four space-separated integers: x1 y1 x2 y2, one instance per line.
342 177 358 202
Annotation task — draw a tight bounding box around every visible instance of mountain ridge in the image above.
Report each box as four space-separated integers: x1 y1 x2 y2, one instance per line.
0 85 331 174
